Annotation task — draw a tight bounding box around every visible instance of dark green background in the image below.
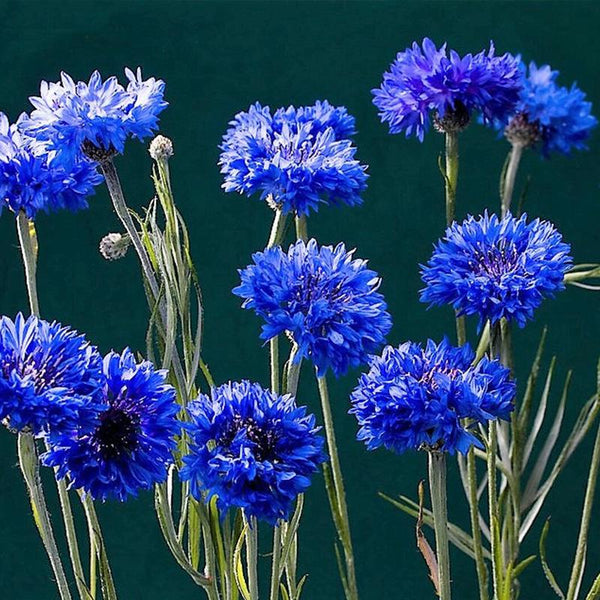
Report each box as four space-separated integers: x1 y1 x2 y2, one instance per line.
1 1 599 598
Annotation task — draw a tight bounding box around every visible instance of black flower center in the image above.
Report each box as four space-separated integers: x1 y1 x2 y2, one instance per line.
221 416 279 462
94 406 139 459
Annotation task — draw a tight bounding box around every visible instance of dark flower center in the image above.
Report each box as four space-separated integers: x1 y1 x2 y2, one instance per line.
433 101 471 134
505 112 542 148
81 140 118 163
471 243 520 279
221 416 279 462
94 406 139 459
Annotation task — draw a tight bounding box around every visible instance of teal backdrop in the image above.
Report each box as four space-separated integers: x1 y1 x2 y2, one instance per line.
1 1 599 598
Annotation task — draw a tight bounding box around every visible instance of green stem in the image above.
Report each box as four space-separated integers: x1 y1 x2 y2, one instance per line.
270 337 280 395
101 159 160 299
501 144 524 218
467 448 489 600
294 214 308 242
566 421 600 600
269 526 282 600
442 132 466 345
444 131 459 227
16 211 40 316
18 433 72 600
267 208 288 248
316 375 359 600
428 451 452 600
244 513 259 600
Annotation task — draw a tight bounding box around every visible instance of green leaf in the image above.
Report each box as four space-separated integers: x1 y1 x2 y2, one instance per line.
233 523 251 600
539 519 565 599
585 573 600 600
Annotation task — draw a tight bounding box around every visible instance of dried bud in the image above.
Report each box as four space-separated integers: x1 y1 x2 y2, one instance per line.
433 102 470 134
504 112 541 148
99 233 130 261
149 135 174 162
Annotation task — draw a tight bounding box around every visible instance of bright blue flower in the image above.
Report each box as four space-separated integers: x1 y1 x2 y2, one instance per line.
0 314 104 436
180 381 325 524
420 212 572 327
505 61 597 156
0 113 102 218
350 338 514 455
23 68 167 161
234 239 392 377
372 38 522 140
219 102 368 216
43 349 180 501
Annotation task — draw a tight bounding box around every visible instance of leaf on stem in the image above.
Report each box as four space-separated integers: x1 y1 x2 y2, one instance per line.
539 519 565 599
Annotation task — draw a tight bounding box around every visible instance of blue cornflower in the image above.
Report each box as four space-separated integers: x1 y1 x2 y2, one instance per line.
504 61 597 156
43 349 180 501
234 239 392 377
0 314 104 436
0 113 102 218
350 338 514 455
219 101 368 216
420 212 572 327
180 381 325 524
23 68 167 161
372 38 522 140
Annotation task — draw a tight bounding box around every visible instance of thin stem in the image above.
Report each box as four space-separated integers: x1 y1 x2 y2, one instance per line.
244 513 259 600
16 211 40 316
442 133 466 345
467 448 489 600
285 345 302 397
444 131 459 227
18 433 72 600
566 422 600 600
501 144 524 217
316 375 359 600
428 451 452 600
56 476 89 600
267 208 288 248
101 159 160 299
270 337 280 395
294 214 308 242
269 526 282 600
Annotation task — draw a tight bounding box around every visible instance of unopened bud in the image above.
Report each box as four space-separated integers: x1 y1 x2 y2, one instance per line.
149 135 174 162
99 233 130 261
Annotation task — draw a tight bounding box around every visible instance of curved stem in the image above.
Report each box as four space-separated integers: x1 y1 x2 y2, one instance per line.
316 375 359 600
428 451 452 600
501 144 524 217
18 432 72 600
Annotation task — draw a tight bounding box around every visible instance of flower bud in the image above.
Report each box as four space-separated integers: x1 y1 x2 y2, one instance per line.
99 233 130 261
149 135 174 162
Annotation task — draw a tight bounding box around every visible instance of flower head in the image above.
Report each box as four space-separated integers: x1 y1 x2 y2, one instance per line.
0 314 104 436
234 239 392 377
420 212 572 327
350 338 514 455
372 38 522 140
219 101 368 216
23 68 167 161
505 61 597 156
43 349 180 501
0 113 101 218
180 381 325 524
